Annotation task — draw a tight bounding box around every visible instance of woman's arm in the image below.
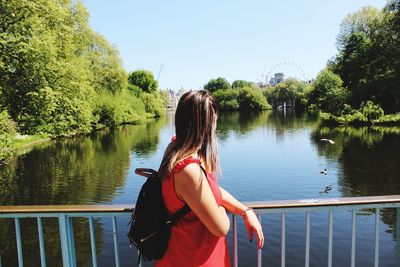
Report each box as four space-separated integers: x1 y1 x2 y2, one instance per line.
174 164 230 237
220 187 264 249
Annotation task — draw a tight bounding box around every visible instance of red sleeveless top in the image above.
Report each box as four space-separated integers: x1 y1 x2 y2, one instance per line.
155 157 231 267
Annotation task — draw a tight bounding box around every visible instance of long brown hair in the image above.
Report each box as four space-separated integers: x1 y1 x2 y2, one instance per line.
158 90 219 180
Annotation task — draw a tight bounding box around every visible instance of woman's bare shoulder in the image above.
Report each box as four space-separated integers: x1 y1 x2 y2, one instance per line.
174 163 204 188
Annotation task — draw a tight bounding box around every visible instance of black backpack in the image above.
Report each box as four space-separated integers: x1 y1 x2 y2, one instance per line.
127 168 191 263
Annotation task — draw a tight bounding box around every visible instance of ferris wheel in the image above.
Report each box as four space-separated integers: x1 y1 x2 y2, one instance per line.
260 61 309 84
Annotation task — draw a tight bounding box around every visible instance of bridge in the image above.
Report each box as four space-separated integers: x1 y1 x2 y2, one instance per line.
1 195 400 267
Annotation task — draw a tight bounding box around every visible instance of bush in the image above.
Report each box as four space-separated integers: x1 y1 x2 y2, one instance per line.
360 101 384 120
16 86 93 136
238 87 270 110
0 111 16 164
128 70 158 93
213 89 239 110
140 92 165 117
204 77 231 93
373 113 400 124
93 90 147 128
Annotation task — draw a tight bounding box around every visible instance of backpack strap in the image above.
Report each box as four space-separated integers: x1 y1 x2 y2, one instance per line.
166 165 208 224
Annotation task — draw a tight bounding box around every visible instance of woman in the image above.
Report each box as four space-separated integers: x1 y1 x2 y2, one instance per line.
156 90 264 267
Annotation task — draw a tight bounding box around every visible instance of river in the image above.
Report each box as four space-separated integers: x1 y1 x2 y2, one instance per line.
1 110 400 266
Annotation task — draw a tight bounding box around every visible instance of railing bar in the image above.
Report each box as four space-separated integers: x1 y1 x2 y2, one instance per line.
305 210 310 267
89 217 98 267
351 209 356 267
328 210 333 267
15 218 24 267
59 214 72 267
257 213 262 267
375 208 380 267
112 216 121 267
396 208 400 267
67 217 77 267
37 218 46 267
281 212 286 267
232 214 238 267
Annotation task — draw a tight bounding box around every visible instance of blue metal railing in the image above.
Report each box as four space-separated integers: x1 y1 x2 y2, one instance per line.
1 195 400 267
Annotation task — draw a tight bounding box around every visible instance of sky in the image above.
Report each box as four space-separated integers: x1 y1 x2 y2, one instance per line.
83 0 387 90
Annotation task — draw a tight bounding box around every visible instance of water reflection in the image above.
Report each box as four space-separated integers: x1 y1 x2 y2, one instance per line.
0 117 167 266
311 124 400 241
217 110 319 141
1 111 400 266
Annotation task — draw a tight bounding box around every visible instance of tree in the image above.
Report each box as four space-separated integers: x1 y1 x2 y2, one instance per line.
86 33 127 94
0 0 147 136
232 80 252 89
204 77 231 93
237 87 270 111
336 6 382 50
308 69 348 114
128 70 158 93
213 89 239 110
330 2 400 113
264 78 307 109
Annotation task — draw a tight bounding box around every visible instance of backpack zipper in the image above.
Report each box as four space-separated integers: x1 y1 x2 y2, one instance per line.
140 231 157 242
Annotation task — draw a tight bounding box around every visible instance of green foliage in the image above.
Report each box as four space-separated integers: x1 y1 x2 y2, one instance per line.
232 80 253 89
0 0 163 139
336 6 382 50
264 78 308 110
87 33 128 94
128 70 158 93
0 111 15 163
373 113 400 124
213 89 239 110
204 77 231 93
360 101 384 120
330 2 400 113
139 92 165 117
159 89 169 107
127 84 143 97
237 87 270 111
321 101 384 124
92 90 146 128
308 69 348 115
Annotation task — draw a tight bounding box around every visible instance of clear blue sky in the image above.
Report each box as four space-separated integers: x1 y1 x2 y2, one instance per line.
83 0 387 90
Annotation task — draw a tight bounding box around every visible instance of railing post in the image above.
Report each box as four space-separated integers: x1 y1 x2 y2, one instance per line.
89 217 98 267
37 217 47 267
68 218 77 267
112 217 121 267
281 212 286 267
305 210 310 267
351 209 356 267
232 214 238 267
15 218 24 267
59 214 76 267
328 210 333 267
375 208 380 267
397 208 400 267
257 213 262 267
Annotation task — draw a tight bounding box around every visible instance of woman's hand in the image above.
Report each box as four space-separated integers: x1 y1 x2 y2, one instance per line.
243 209 264 249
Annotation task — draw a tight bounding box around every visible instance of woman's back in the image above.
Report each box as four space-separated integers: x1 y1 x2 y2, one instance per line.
155 157 231 267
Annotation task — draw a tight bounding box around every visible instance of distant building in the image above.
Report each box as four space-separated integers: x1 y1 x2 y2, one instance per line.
269 73 285 86
166 89 187 109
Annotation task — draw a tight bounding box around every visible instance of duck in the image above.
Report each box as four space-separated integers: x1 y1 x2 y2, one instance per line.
320 168 327 175
325 184 333 192
319 184 333 194
320 138 335 144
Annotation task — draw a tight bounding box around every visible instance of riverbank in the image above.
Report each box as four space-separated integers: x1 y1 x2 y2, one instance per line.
0 113 160 166
320 112 400 126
